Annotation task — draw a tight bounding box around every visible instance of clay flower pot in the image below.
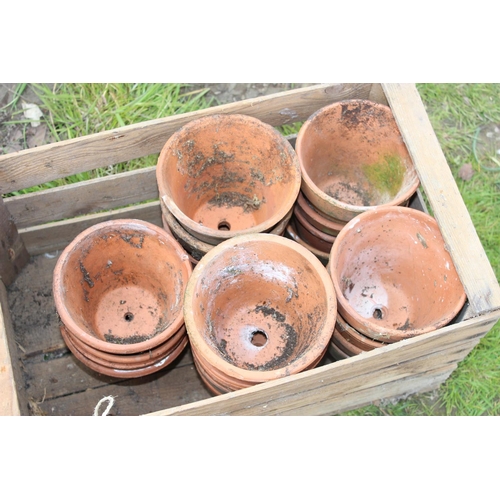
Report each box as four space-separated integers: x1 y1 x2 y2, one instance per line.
285 220 330 266
161 203 215 265
156 113 301 245
53 219 192 360
295 100 420 222
296 191 345 236
335 314 386 352
61 323 187 371
332 328 363 357
161 199 293 266
183 233 337 394
328 206 467 342
60 323 188 379
292 203 336 254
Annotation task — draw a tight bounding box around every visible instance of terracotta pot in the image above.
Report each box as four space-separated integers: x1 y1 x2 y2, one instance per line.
156 113 301 245
53 219 192 355
60 322 188 379
296 191 345 236
191 337 328 396
285 220 330 266
335 314 385 351
161 204 213 265
161 214 200 266
292 203 336 254
328 206 467 342
61 323 187 371
183 233 337 393
161 200 293 265
332 328 363 357
296 100 420 222
328 339 349 361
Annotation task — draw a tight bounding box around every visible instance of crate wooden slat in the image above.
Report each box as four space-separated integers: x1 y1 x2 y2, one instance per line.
382 83 500 316
0 83 499 416
0 84 374 195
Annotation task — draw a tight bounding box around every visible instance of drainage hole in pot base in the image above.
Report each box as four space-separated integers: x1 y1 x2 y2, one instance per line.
124 312 134 322
372 307 385 320
250 330 268 347
218 220 231 231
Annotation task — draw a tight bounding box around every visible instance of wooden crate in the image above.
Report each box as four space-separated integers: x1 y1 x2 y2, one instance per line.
1 83 499 416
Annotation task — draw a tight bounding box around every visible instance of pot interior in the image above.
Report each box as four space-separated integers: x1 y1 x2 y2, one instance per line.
299 100 418 207
59 222 189 345
191 239 332 370
332 209 466 332
159 115 299 232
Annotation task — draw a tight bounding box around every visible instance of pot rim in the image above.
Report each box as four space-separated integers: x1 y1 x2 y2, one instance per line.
295 100 420 222
53 219 192 355
156 113 302 245
335 313 386 350
62 323 187 369
328 206 467 341
61 322 189 378
183 233 337 383
285 220 330 264
293 204 337 244
296 191 345 234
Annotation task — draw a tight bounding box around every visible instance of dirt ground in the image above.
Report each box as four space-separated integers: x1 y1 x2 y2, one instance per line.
0 83 314 156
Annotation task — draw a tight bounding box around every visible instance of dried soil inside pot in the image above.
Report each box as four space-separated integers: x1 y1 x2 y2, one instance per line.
296 100 419 221
157 114 301 244
53 219 192 354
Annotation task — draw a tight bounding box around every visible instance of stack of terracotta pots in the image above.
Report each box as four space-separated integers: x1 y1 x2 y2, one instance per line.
289 99 421 265
183 233 337 395
327 206 467 359
156 113 301 266
53 219 192 378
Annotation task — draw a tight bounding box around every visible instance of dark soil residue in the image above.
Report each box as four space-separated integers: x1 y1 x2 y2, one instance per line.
103 331 155 344
208 191 265 212
186 144 235 178
119 233 145 249
326 181 372 206
243 304 298 371
340 100 389 130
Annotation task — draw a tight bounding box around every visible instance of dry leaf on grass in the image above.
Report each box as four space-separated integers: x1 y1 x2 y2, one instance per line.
21 101 43 127
458 163 474 181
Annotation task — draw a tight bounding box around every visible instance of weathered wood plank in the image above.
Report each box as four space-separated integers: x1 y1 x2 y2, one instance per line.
382 83 500 315
243 342 474 416
368 83 389 107
23 344 198 404
19 201 162 256
35 362 212 416
5 132 298 229
0 84 373 195
147 310 499 415
0 280 21 415
0 197 30 286
4 167 159 228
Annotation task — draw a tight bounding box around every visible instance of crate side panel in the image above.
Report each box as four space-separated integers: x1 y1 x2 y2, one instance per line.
382 83 500 314
25 351 213 416
0 280 22 415
5 167 159 229
19 201 162 256
148 311 499 415
0 84 373 195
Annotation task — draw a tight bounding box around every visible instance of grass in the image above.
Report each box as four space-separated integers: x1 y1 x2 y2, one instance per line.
1 83 499 415
2 83 214 195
